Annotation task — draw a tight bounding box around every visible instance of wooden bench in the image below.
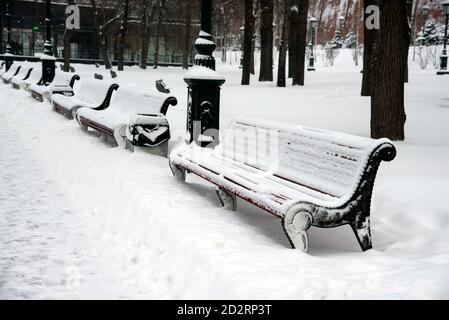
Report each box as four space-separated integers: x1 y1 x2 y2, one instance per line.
50 78 119 119
169 117 396 253
76 85 177 148
11 66 42 90
1 63 23 84
29 70 80 102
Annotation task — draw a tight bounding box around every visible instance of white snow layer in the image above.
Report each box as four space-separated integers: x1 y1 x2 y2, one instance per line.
0 49 449 299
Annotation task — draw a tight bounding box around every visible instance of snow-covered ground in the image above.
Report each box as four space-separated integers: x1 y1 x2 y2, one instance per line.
1 50 449 299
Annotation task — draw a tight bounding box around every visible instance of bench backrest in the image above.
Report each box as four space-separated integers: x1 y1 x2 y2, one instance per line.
220 118 395 200
52 70 80 88
109 86 178 116
2 63 21 78
13 64 34 80
26 68 42 84
75 79 119 108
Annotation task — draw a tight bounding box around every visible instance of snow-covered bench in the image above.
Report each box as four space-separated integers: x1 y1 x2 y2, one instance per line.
1 63 22 84
5 64 33 86
29 71 80 102
76 86 177 150
169 117 397 253
11 66 42 90
50 78 119 119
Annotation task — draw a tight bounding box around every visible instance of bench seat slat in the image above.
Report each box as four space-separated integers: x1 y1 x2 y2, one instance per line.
174 148 340 215
210 152 338 201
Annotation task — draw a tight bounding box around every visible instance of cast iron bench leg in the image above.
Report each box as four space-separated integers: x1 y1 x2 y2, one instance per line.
216 188 237 211
283 206 313 253
351 215 373 252
169 162 186 182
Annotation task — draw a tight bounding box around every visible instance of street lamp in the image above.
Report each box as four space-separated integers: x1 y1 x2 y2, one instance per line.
307 17 317 71
184 0 225 148
438 0 449 75
41 0 56 85
239 26 244 69
2 0 14 71
420 5 430 46
335 16 345 49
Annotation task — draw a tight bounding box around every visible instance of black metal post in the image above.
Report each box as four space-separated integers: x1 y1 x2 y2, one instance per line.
0 10 3 55
438 13 449 75
41 0 55 85
43 0 52 56
308 23 316 71
2 0 14 71
239 26 244 69
184 0 225 148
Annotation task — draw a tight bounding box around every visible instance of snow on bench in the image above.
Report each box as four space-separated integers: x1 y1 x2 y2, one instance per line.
50 78 119 119
169 117 397 253
11 66 42 90
76 85 177 149
0 62 6 75
0 63 18 80
1 63 25 84
29 70 80 102
5 63 33 86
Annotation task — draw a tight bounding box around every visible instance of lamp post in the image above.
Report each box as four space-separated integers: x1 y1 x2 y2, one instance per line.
2 0 14 71
308 17 317 71
420 5 430 46
184 0 225 148
239 26 244 69
438 0 449 75
338 15 345 48
41 0 56 85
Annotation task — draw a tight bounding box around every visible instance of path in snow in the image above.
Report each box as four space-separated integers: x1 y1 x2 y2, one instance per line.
0 97 148 299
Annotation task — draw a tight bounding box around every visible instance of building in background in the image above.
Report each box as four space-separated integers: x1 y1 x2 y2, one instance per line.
0 0 198 66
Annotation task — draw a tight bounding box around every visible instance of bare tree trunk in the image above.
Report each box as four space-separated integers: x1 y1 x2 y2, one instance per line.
251 0 257 75
292 0 308 86
411 0 421 61
259 0 274 82
118 0 129 71
140 1 157 69
182 0 192 69
0 15 3 54
139 0 149 69
274 0 281 49
251 33 256 74
288 3 298 78
342 0 352 36
100 29 112 69
371 0 408 141
63 0 75 72
242 0 254 85
361 0 376 96
405 0 413 83
153 0 165 69
277 0 290 87
220 6 228 64
316 0 326 44
91 0 112 69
